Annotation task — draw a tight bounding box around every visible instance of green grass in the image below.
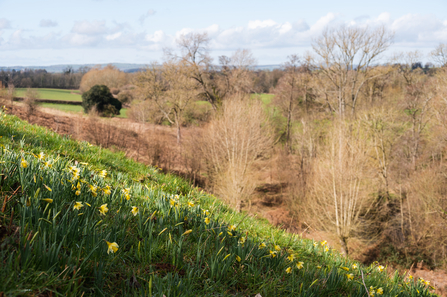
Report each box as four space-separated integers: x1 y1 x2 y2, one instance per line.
0 108 437 296
39 103 127 118
16 88 82 102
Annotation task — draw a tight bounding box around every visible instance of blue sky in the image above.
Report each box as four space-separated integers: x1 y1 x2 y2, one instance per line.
0 0 446 66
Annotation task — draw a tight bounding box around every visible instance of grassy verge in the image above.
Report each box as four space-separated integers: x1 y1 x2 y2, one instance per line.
0 107 436 296
16 88 82 101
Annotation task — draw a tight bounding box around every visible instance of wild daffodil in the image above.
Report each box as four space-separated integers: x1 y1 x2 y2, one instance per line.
287 254 295 262
37 152 45 160
269 250 277 258
103 185 111 195
296 261 304 269
352 263 358 269
347 274 354 281
259 242 266 249
235 255 241 262
238 237 246 245
106 241 119 254
286 267 292 274
376 288 383 295
99 170 107 178
228 225 236 231
204 217 210 225
75 190 81 196
321 240 327 246
187 201 195 207
99 204 109 215
131 206 139 216
73 201 84 210
377 265 385 272
21 158 28 168
274 245 281 251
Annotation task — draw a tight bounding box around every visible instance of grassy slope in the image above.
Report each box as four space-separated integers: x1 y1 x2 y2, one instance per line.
16 88 82 101
0 109 435 297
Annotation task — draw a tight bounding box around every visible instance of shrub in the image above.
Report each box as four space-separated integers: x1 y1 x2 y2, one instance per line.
81 85 122 117
24 88 40 117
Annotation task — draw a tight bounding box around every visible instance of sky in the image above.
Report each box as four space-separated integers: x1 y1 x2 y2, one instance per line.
0 0 446 66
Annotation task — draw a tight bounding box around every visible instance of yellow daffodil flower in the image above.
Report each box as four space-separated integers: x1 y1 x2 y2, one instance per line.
228 225 236 231
269 250 277 258
313 242 318 247
347 273 354 281
235 255 241 262
409 275 413 280
103 185 111 195
42 198 53 203
204 217 210 224
352 263 358 269
21 158 28 168
37 152 45 160
73 201 83 210
99 170 107 178
286 267 292 274
369 286 376 296
376 288 383 295
170 199 176 207
131 206 139 216
259 242 266 249
296 261 304 269
238 237 246 245
287 254 295 262
106 241 119 254
324 246 329 252
377 265 384 272
274 245 281 251
99 204 109 215
75 190 81 196
187 201 195 207
321 240 327 246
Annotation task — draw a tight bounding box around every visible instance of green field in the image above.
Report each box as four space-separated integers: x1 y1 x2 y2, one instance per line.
40 102 127 118
16 88 82 101
0 108 434 296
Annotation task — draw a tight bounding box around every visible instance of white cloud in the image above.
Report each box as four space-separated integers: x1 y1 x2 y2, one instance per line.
139 9 156 25
106 32 122 41
71 20 108 35
40 19 58 28
0 18 11 30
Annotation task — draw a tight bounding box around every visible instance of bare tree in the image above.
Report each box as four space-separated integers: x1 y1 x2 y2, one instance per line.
202 95 273 212
312 25 394 117
167 32 223 110
219 49 257 95
430 43 447 67
308 120 374 255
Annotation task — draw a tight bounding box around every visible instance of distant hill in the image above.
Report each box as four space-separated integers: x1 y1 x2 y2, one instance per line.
0 63 281 73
